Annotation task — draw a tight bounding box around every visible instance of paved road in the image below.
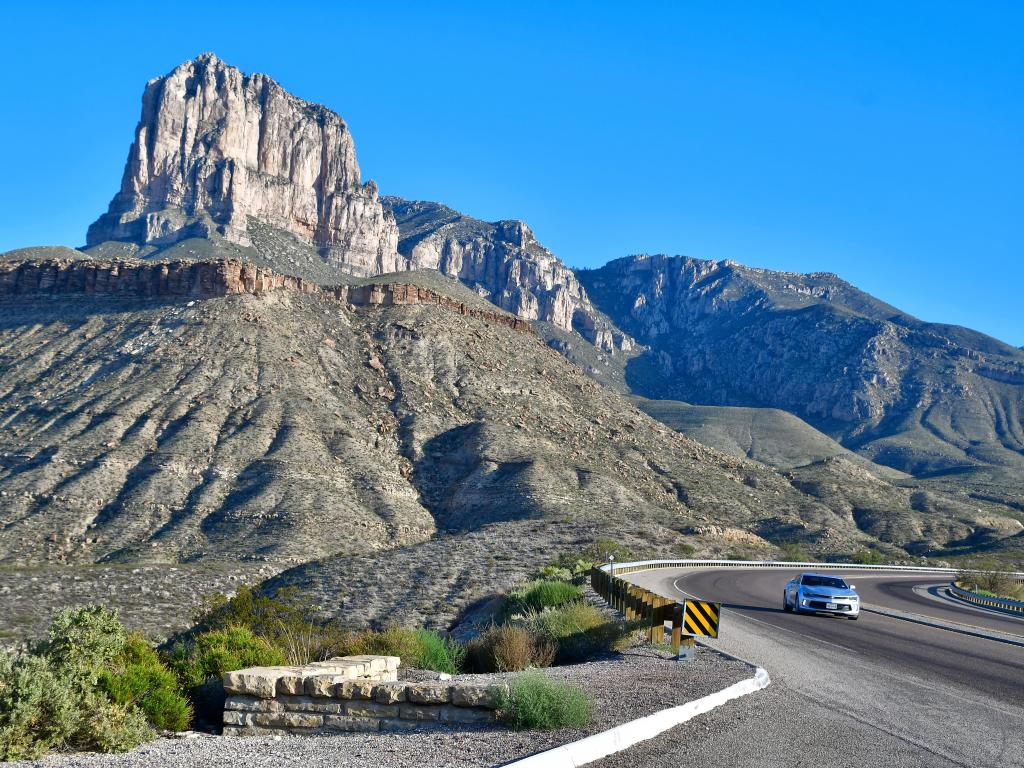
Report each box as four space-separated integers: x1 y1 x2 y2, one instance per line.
588 567 1024 768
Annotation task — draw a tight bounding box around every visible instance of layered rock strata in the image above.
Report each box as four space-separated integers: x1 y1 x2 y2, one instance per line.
384 198 632 351
87 54 401 275
222 656 500 735
0 258 534 334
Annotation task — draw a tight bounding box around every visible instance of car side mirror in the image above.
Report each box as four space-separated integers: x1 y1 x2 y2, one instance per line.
850 584 857 590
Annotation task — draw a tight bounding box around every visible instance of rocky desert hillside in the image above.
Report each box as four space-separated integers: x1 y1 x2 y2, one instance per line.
1 53 1022 637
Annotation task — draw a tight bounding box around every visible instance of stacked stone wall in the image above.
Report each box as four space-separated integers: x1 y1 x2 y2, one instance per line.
222 656 504 736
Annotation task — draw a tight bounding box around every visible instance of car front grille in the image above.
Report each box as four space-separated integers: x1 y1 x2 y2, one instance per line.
809 601 850 611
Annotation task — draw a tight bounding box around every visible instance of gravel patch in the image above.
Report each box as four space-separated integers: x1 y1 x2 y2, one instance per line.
11 647 752 768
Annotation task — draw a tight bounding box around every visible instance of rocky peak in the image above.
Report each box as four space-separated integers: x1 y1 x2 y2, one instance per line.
382 197 632 352
87 54 402 276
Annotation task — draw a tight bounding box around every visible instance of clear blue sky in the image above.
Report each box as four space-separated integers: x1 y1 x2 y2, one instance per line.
1 1 1020 344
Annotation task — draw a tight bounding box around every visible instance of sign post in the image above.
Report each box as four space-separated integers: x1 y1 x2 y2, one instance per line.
676 599 721 662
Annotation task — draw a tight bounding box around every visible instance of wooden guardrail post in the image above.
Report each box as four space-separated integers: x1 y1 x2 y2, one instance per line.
671 603 683 655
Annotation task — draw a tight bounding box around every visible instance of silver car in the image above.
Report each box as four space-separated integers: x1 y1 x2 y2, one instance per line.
783 573 860 619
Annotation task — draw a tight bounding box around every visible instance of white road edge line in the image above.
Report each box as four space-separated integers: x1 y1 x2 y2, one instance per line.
499 667 771 768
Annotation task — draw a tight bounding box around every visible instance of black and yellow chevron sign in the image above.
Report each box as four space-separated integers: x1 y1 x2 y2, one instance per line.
683 599 721 638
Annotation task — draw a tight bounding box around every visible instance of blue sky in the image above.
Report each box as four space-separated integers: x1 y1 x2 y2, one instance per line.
1 1 1020 344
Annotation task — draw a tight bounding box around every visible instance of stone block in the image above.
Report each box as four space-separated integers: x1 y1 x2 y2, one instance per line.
223 667 287 698
407 683 451 705
323 715 381 732
379 670 399 683
225 696 284 713
399 704 441 721
276 672 306 696
222 711 251 726
337 680 376 700
374 682 408 704
278 696 344 714
452 683 507 709
308 659 368 677
439 705 496 724
344 701 399 718
305 675 351 697
253 712 324 729
339 655 388 675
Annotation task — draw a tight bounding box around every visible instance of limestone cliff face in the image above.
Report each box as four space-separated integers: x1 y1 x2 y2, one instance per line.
87 54 401 275
0 258 533 334
383 198 631 352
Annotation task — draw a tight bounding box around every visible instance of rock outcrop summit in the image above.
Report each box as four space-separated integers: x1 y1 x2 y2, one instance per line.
85 54 626 347
87 53 401 275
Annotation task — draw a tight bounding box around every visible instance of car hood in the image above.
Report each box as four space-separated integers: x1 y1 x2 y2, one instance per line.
801 586 857 598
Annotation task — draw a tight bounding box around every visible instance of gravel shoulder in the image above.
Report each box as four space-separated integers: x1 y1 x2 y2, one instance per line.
12 647 751 768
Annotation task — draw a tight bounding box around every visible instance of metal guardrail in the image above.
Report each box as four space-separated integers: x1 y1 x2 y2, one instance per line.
595 558 1024 584
948 583 1024 614
590 566 687 653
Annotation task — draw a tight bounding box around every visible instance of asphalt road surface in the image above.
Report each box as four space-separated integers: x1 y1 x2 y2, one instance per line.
588 567 1024 768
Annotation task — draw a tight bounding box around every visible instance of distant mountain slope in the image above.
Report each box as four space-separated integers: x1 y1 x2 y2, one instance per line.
632 396 906 477
578 255 1024 480
4 254 1016 574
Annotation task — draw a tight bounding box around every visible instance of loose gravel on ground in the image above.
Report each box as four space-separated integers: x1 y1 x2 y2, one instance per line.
12 647 752 768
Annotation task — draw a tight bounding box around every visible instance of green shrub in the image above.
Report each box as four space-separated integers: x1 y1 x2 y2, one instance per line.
348 626 422 662
413 629 464 675
527 603 634 664
195 586 352 665
505 581 585 618
495 671 593 730
535 564 574 582
778 541 809 562
0 607 156 760
464 625 556 673
83 701 153 753
347 627 464 674
165 626 286 726
100 634 192 732
0 651 79 760
850 547 886 565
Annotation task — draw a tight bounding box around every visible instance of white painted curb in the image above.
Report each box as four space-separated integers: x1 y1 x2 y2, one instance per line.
501 666 770 768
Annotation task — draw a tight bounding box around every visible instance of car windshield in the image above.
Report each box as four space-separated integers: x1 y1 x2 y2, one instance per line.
802 575 848 589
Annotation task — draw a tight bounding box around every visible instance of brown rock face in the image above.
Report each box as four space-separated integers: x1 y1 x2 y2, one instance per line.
383 198 632 351
86 54 401 276
0 258 534 335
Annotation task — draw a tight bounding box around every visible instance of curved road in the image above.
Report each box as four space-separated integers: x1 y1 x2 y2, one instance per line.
596 567 1024 768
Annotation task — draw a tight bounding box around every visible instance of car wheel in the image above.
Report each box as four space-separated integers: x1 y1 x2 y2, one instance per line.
848 615 858 621
783 592 792 612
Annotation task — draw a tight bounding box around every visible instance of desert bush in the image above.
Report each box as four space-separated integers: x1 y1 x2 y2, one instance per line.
413 629 464 675
195 586 351 665
778 541 809 562
850 547 886 565
535 564 574 582
100 634 192 732
495 671 593 730
464 625 556 673
507 581 584 615
527 603 634 664
348 626 422 662
165 625 286 726
957 568 1022 599
82 702 153 753
347 627 463 674
0 651 79 760
0 607 156 760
